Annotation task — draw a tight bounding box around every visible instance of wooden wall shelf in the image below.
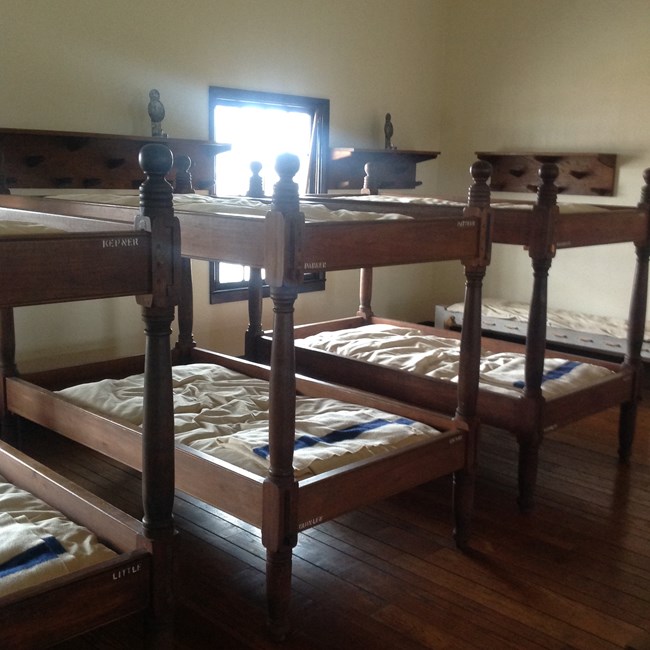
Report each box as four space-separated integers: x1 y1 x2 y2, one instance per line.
327 147 439 191
476 151 617 196
0 128 229 193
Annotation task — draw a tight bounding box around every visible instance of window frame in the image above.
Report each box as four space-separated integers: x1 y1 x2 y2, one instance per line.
208 86 330 304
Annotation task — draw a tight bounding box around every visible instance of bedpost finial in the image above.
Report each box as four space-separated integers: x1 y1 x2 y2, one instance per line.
537 162 558 208
138 143 174 216
173 154 194 194
247 160 265 198
272 153 300 215
468 159 491 207
139 143 173 177
275 153 300 182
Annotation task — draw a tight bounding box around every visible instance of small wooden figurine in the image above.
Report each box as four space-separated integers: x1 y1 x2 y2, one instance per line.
384 113 394 149
148 89 167 138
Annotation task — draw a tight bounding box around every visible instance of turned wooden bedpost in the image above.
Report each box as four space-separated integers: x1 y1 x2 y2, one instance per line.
173 154 194 194
0 308 18 441
525 163 558 396
247 160 265 198
517 163 558 512
168 155 197 363
136 143 181 649
0 149 9 195
453 159 491 548
361 162 380 195
174 257 196 363
618 168 650 462
262 153 303 640
244 267 264 360
357 268 374 320
244 162 266 359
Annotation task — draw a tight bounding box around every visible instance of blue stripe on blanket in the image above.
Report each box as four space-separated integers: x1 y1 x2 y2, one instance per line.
0 536 66 579
513 360 580 389
253 417 414 460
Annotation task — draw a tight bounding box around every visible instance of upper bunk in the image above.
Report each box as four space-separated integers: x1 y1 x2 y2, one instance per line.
0 143 182 308
298 176 649 252
0 151 492 274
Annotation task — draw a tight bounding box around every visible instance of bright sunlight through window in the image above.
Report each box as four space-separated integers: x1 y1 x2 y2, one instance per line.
213 105 312 198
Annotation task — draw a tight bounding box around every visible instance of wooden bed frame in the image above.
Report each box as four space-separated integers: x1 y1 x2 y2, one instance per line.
0 130 489 640
266 164 650 513
432 301 650 364
0 142 178 647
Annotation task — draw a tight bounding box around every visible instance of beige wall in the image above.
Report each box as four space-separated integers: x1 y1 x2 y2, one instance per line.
3 0 649 369
440 0 650 317
2 0 449 368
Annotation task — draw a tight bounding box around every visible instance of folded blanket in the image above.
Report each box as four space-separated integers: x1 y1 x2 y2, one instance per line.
0 512 71 592
0 477 116 598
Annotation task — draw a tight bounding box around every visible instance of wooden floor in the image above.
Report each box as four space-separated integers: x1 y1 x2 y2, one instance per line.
17 388 650 649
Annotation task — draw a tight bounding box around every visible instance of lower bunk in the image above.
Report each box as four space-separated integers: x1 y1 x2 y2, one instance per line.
5 349 476 640
434 298 650 363
255 314 637 513
0 439 154 648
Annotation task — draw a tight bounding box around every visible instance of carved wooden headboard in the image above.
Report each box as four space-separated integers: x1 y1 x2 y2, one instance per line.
0 128 229 193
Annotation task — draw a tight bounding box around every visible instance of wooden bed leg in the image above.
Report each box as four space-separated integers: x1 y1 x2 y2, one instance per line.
452 161 491 547
137 143 181 649
453 467 475 550
265 545 294 641
618 227 650 462
357 267 374 320
174 257 196 363
245 267 264 360
262 154 304 639
618 400 637 463
0 307 19 442
517 437 539 513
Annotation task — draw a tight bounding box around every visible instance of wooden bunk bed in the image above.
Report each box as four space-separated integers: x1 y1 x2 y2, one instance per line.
0 130 488 640
261 163 650 514
0 142 177 647
433 298 650 364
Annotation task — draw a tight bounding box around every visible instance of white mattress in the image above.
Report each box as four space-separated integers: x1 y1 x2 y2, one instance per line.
0 475 116 598
333 194 611 213
0 221 64 236
295 324 615 399
48 192 411 222
446 298 650 342
56 363 442 478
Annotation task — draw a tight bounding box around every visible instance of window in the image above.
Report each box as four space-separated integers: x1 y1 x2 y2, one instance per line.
208 87 329 303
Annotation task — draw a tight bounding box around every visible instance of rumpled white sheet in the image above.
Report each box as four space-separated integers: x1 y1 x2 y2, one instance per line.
48 192 411 222
0 476 115 597
446 298 650 342
296 324 614 399
56 363 441 477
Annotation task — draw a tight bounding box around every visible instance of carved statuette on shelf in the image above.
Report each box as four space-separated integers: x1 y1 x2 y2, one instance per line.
148 89 167 138
384 113 394 149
